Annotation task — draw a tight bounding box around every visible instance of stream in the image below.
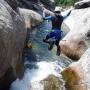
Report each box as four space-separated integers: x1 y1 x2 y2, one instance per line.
10 20 72 90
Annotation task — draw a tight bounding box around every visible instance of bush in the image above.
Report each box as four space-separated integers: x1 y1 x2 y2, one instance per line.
54 0 78 6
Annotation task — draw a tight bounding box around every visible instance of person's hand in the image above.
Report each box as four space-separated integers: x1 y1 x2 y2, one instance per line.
70 6 74 11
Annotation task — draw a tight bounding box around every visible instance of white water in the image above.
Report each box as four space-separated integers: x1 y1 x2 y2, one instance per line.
10 61 63 90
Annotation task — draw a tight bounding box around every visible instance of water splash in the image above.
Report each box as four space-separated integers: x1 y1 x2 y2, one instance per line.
10 61 63 90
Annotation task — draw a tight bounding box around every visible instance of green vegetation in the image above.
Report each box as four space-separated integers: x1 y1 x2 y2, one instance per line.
54 0 78 6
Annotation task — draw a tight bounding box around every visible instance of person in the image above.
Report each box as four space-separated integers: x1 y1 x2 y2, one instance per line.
43 6 73 56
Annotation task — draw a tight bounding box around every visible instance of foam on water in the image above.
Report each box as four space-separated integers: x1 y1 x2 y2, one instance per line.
10 61 62 90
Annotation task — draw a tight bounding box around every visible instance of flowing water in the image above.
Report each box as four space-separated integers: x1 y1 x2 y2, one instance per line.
10 21 72 90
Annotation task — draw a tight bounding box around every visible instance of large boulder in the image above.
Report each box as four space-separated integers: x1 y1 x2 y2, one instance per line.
61 48 90 90
17 0 55 14
40 0 55 11
75 0 90 9
19 8 54 47
0 0 27 89
4 0 18 12
19 8 44 47
60 7 90 60
19 8 43 29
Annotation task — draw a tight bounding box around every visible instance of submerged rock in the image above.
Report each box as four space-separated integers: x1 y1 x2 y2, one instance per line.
61 48 90 90
60 7 90 60
0 0 27 89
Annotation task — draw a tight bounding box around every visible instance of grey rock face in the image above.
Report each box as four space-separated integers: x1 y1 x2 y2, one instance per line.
60 7 90 60
75 0 90 9
19 8 43 28
0 0 27 89
4 0 18 11
17 0 55 14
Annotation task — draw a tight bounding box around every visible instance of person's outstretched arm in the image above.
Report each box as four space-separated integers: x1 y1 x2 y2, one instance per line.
43 9 52 20
63 10 72 19
43 16 52 20
63 7 74 19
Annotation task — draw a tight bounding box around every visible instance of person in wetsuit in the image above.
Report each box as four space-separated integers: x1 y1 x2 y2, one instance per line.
43 6 72 56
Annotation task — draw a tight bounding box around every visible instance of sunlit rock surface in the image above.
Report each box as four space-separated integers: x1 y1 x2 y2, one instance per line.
19 8 43 29
75 0 90 9
60 7 90 60
62 48 90 90
0 0 27 89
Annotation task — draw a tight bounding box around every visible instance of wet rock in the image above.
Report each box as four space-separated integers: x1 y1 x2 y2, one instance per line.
61 48 90 90
41 75 62 90
0 0 27 89
75 0 90 9
60 7 90 60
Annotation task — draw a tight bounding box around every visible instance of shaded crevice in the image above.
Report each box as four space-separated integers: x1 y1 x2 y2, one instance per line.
0 67 16 90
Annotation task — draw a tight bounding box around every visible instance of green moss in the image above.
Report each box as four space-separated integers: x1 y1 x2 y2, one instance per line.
61 67 80 90
54 0 77 6
41 75 61 90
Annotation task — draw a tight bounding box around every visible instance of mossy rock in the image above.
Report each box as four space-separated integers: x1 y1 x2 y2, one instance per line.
41 75 61 90
61 66 86 90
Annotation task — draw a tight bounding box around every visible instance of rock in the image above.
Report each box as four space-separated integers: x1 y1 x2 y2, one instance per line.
60 7 90 60
75 0 90 9
4 0 18 12
40 0 55 11
19 8 43 45
41 75 62 90
0 0 27 89
61 48 90 90
26 42 32 48
19 8 43 29
17 0 55 14
43 8 54 16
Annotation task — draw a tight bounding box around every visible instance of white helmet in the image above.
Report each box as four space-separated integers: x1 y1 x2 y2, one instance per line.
54 6 62 12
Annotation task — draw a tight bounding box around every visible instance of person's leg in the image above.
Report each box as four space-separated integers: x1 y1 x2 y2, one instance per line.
54 30 62 55
55 40 61 56
48 40 55 50
43 32 55 43
43 31 55 50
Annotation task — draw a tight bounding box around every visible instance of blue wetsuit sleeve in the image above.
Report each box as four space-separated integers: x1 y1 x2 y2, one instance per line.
63 10 71 19
43 16 52 20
